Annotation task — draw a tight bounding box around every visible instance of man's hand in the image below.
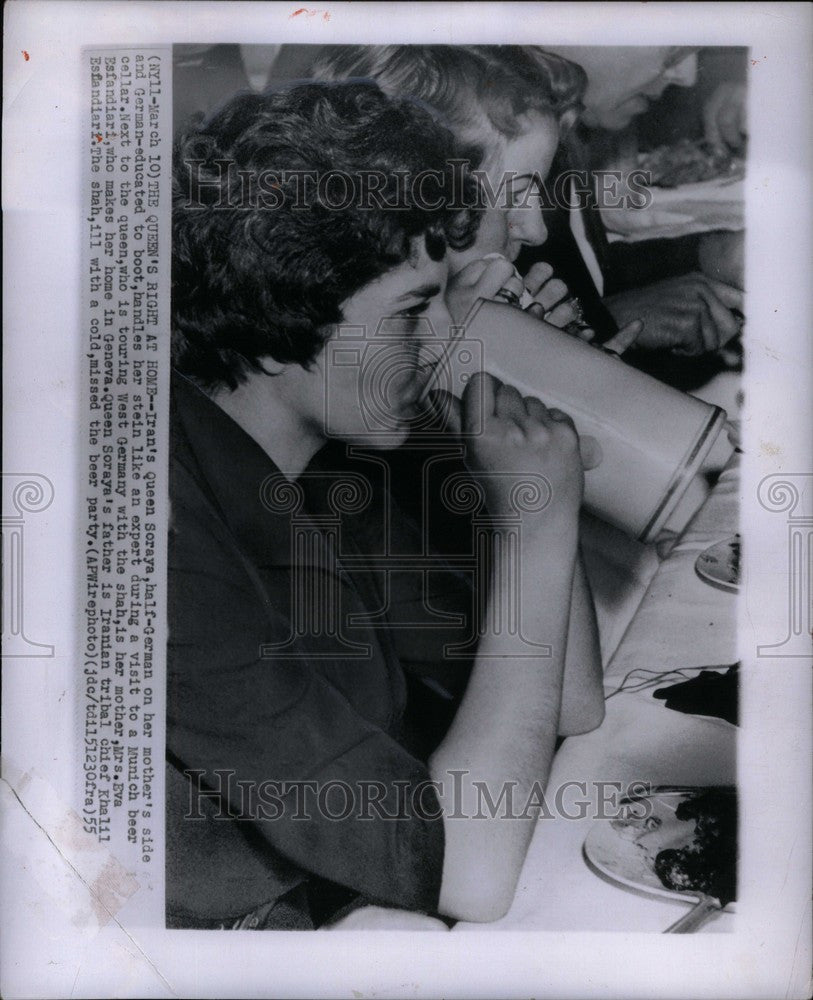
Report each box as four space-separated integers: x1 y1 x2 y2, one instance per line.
703 81 747 153
604 273 744 355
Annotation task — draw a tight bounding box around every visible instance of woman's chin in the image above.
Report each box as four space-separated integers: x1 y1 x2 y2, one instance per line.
505 241 521 263
449 243 510 275
339 420 413 450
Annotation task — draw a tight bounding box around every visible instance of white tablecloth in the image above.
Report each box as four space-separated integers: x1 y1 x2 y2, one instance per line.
454 451 740 933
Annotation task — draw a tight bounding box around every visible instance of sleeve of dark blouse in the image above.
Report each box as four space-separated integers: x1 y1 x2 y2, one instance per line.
167 485 445 915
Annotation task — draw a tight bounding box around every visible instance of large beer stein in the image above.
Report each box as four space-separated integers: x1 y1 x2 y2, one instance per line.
449 299 732 542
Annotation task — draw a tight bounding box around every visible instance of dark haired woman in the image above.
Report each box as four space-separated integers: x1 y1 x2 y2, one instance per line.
167 81 603 931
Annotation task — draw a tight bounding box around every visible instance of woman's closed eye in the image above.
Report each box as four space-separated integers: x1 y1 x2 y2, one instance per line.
386 283 442 333
390 300 432 332
398 301 430 318
371 303 431 341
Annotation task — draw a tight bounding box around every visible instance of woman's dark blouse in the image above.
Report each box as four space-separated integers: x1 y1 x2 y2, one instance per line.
166 373 474 929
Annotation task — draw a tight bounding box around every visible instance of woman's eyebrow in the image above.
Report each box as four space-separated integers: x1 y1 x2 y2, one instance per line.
395 283 442 303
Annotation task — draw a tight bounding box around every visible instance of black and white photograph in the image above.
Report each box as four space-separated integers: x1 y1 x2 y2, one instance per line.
167 41 746 932
2 3 811 998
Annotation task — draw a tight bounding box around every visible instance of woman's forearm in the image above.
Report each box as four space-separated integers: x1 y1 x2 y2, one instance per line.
429 515 579 922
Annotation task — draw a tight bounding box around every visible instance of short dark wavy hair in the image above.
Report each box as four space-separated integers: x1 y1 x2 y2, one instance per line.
171 81 480 391
311 45 587 169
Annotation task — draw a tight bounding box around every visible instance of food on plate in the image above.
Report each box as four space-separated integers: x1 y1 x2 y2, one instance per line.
636 139 745 188
610 805 663 841
653 788 737 903
696 534 741 589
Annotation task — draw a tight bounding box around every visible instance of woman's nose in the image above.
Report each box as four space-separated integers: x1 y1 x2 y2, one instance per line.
664 51 698 88
511 206 548 248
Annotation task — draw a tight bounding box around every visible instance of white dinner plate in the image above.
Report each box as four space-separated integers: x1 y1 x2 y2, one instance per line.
583 788 737 911
695 534 741 592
